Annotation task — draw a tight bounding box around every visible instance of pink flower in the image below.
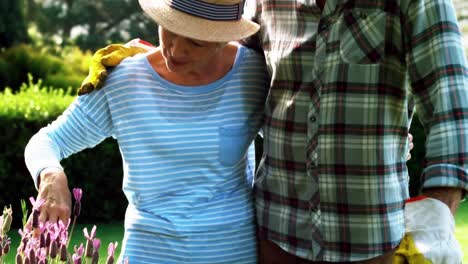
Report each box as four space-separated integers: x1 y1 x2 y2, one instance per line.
93 238 101 252
29 197 45 211
108 241 118 257
74 243 84 256
106 242 118 264
72 253 82 264
29 197 45 228
83 225 97 240
91 239 101 264
83 225 97 257
72 243 84 264
10 187 126 264
73 188 83 202
59 243 68 261
73 188 83 217
49 240 58 258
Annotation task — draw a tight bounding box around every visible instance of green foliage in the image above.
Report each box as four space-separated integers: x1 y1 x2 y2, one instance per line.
0 44 90 93
30 0 158 51
455 202 468 264
0 0 30 48
20 199 28 228
0 74 74 120
0 78 126 228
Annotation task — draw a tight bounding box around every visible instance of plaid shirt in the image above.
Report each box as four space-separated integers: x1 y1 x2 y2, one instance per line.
244 0 468 261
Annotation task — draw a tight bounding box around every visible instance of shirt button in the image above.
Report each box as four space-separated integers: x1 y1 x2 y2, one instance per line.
318 21 328 31
310 116 317 122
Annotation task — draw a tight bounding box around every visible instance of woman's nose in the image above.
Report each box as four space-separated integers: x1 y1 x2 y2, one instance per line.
170 36 189 57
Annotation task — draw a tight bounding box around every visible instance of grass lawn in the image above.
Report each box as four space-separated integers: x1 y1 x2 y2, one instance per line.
2 222 124 264
455 201 468 264
2 203 467 263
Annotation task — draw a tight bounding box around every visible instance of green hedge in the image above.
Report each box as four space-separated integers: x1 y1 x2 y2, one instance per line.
0 44 91 94
0 76 126 228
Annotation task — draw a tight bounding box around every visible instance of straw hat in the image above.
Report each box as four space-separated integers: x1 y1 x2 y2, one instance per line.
138 0 260 42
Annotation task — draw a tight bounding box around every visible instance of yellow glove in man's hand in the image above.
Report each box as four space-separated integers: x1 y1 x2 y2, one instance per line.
394 234 432 264
78 38 155 95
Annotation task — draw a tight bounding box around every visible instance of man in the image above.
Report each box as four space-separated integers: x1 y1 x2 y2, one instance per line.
243 0 467 263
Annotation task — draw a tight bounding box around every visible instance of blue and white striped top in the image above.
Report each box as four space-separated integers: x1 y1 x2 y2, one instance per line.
25 45 269 263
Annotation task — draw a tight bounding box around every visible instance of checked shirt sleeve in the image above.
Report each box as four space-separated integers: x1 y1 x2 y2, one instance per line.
404 0 468 194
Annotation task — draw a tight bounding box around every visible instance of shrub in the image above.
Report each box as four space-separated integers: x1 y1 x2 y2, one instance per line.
0 44 91 93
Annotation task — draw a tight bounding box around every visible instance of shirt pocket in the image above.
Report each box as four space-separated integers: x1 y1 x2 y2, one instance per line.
218 126 251 166
339 9 388 64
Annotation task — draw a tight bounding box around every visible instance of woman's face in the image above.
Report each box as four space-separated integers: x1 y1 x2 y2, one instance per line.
159 26 222 74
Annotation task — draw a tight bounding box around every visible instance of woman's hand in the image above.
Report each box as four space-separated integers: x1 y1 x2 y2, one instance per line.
34 168 72 225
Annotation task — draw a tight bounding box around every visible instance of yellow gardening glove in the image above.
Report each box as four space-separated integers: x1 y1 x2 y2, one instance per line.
394 234 432 264
78 38 155 95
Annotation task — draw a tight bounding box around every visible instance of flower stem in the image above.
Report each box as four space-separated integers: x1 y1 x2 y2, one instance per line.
67 216 77 248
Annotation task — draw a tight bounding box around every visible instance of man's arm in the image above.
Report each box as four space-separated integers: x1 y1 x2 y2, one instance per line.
403 0 468 213
78 38 154 95
422 187 463 215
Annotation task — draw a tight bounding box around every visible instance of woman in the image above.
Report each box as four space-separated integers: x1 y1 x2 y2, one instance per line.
24 0 269 263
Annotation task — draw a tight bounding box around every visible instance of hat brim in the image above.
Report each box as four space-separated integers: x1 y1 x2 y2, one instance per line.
138 0 260 42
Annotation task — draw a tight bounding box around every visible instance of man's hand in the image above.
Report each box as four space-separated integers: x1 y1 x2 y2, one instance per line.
34 168 72 225
394 234 431 264
395 197 463 263
422 187 463 215
78 38 155 95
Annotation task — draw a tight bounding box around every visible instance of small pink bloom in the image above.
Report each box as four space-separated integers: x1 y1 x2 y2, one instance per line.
83 225 97 240
72 254 82 264
59 243 68 261
73 188 83 202
93 238 101 251
74 243 84 256
108 241 118 257
29 197 45 210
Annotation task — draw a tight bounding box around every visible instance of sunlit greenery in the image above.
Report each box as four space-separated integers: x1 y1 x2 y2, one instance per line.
455 202 468 264
0 74 75 120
